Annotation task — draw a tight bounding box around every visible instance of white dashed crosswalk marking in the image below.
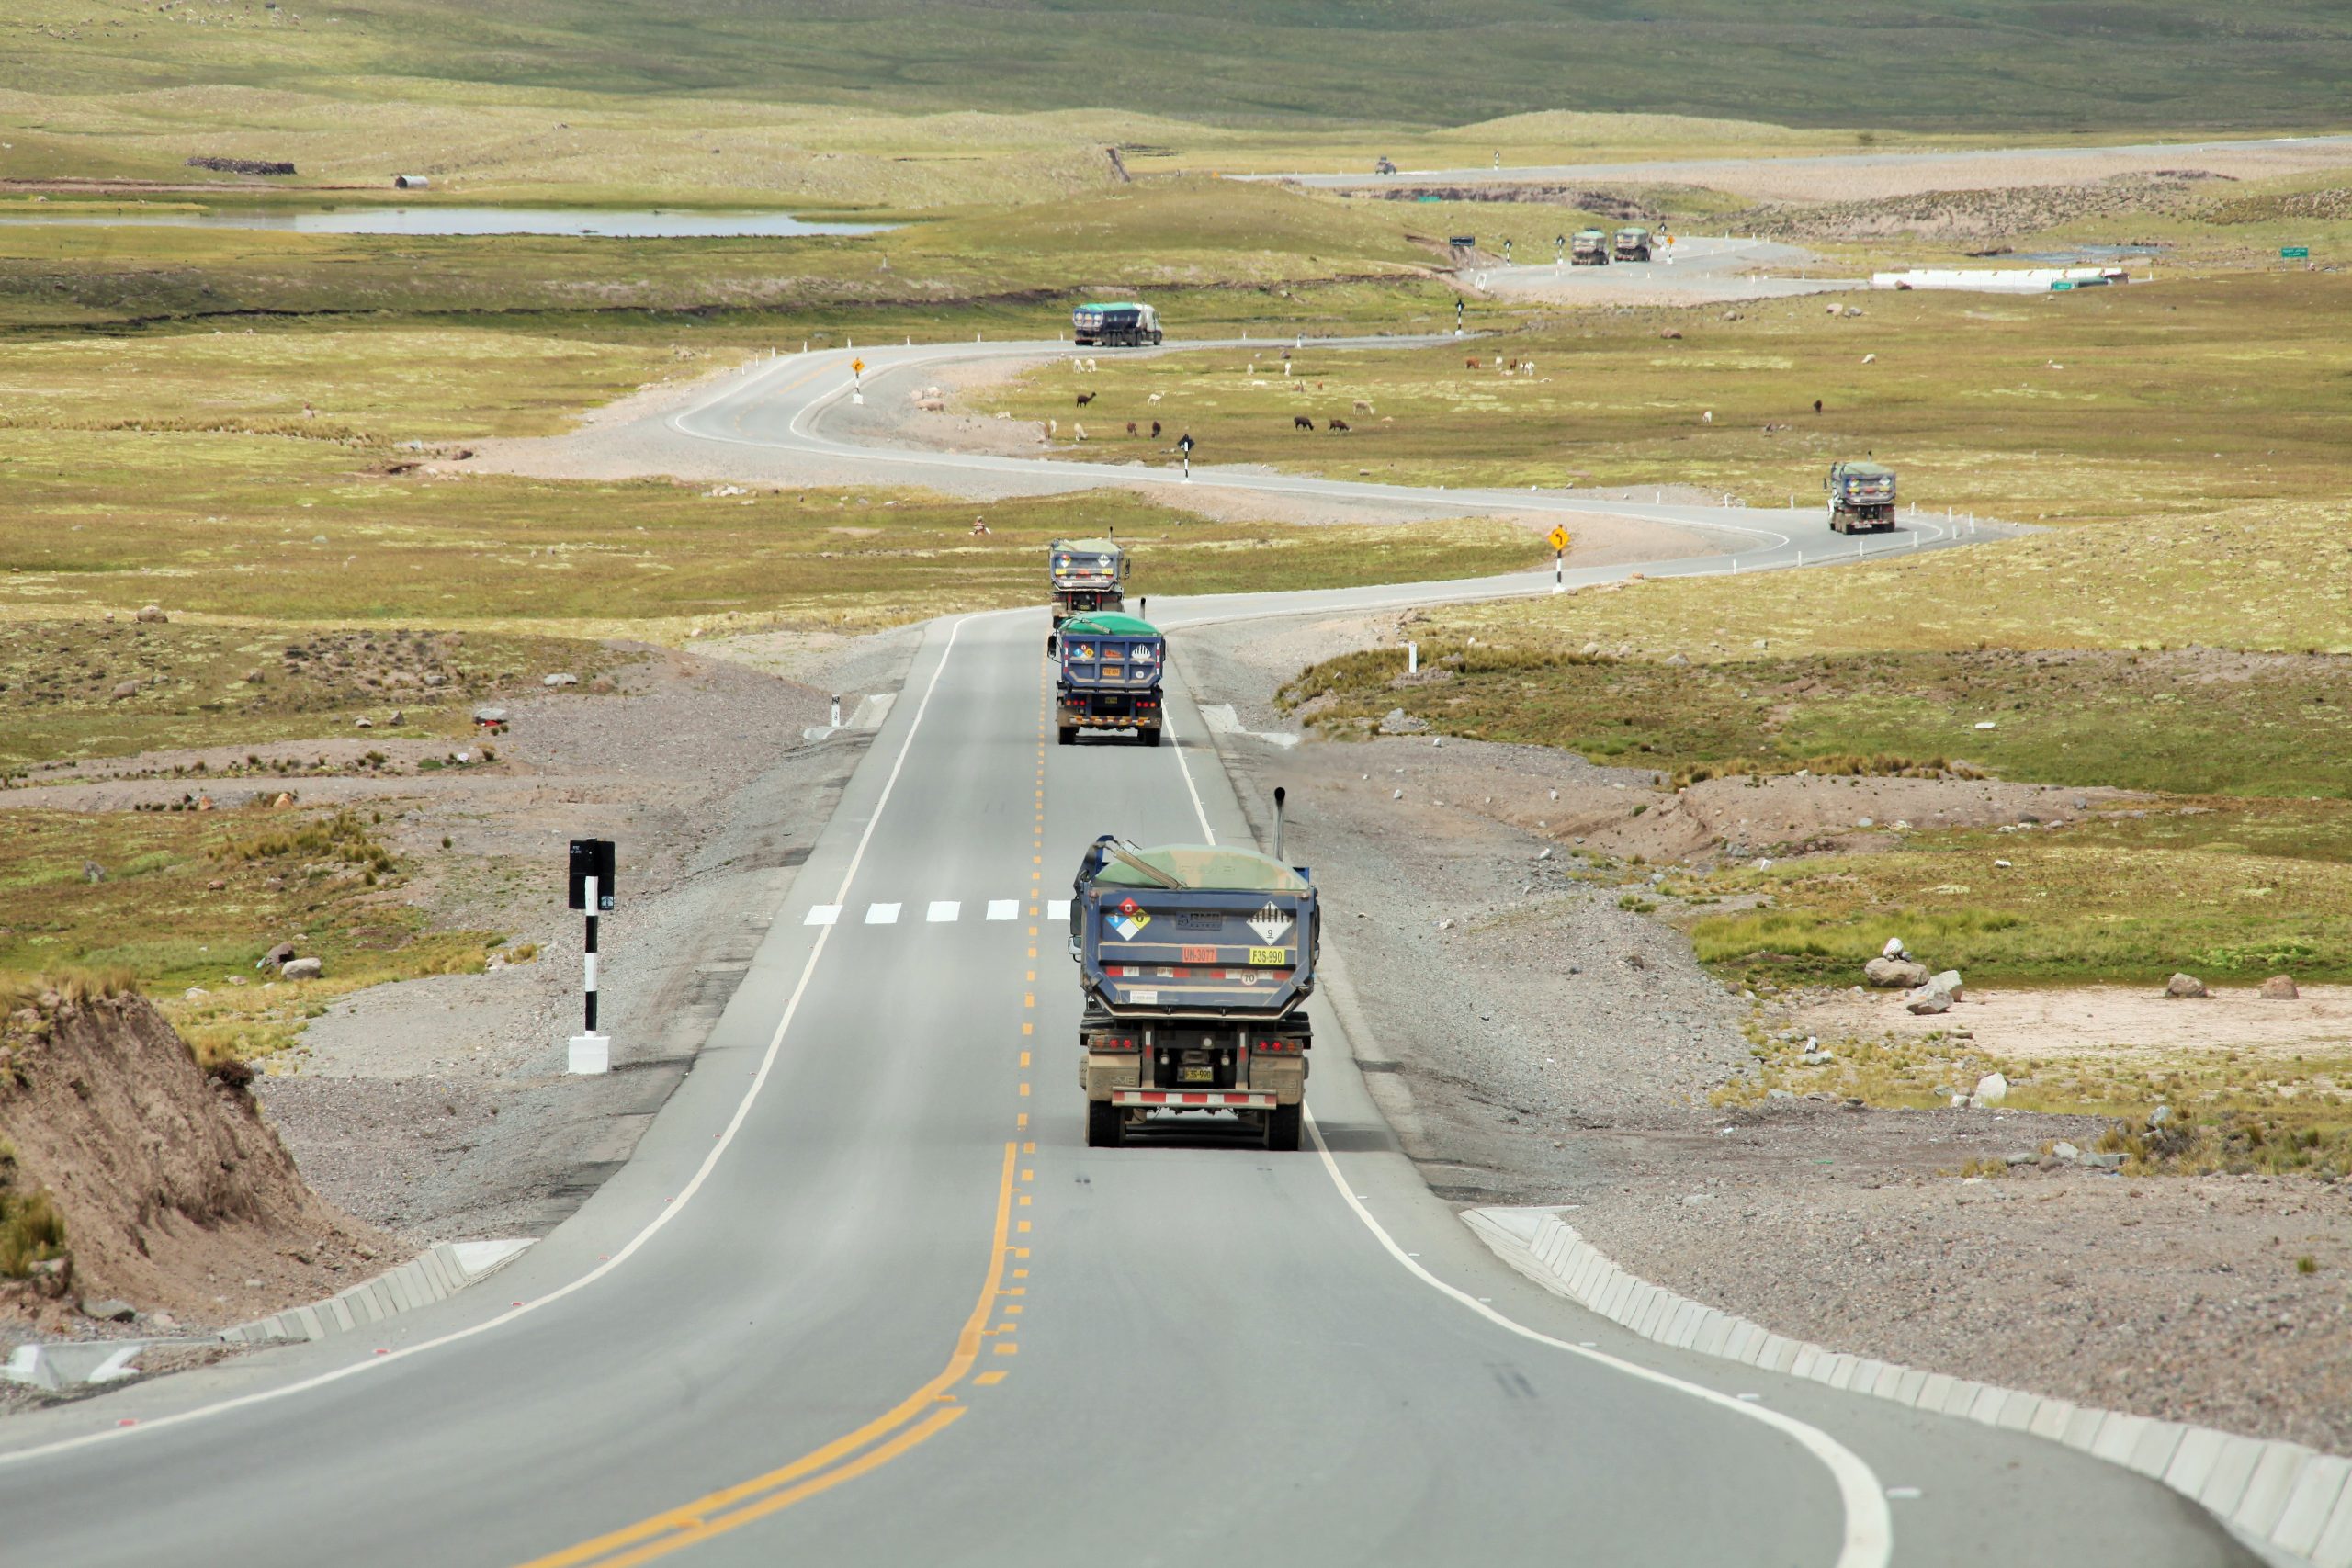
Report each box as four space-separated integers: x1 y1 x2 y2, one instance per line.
987 899 1018 921
805 906 842 927
865 903 901 925
926 901 960 923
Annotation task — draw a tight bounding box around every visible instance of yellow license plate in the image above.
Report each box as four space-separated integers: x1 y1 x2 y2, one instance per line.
1177 1066 1215 1084
1250 947 1289 965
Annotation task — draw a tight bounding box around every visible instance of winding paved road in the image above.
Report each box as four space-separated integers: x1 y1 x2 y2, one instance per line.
0 344 2256 1567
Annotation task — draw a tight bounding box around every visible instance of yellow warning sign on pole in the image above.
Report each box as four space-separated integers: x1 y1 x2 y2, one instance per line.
852 358 865 375
1546 525 1571 552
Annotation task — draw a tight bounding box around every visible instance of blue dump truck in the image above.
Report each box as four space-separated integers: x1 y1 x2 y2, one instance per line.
1826 459 1898 533
1069 793 1317 1150
1047 536 1125 631
1056 612 1162 746
1071 301 1163 347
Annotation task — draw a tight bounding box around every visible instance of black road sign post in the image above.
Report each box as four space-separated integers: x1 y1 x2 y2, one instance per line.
1178 431 1194 483
567 838 616 1073
1455 298 1464 336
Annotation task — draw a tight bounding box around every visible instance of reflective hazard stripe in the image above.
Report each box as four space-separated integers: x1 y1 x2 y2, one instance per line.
1111 1090 1276 1108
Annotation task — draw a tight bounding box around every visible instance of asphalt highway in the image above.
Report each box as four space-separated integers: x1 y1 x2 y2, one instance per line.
0 347 2257 1567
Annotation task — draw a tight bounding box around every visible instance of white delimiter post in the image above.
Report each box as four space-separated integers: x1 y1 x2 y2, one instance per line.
568 875 610 1075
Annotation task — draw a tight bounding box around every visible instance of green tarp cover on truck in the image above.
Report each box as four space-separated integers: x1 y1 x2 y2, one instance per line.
1837 461 1895 479
1093 844 1310 893
1057 613 1157 638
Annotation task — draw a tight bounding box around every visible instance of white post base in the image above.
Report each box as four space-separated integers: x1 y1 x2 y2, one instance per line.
568 1032 612 1075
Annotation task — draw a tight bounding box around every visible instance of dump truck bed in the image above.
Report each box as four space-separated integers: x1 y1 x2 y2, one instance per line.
1073 845 1317 1021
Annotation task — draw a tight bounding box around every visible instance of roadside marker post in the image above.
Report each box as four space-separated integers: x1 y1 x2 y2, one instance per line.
1455 298 1464 336
851 356 865 407
1546 525 1570 592
1178 431 1194 483
1408 641 1419 675
567 839 616 1075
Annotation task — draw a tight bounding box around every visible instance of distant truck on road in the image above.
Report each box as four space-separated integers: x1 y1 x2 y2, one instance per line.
1056 613 1163 746
1048 536 1126 631
1570 229 1610 265
1072 301 1163 347
1069 793 1317 1150
1613 226 1654 262
1826 460 1898 533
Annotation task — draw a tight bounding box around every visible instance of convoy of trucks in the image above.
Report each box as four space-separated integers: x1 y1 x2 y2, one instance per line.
1056 613 1163 745
1069 791 1317 1150
1047 537 1126 630
1826 460 1899 533
1612 226 1654 262
1570 229 1610 265
1071 301 1163 347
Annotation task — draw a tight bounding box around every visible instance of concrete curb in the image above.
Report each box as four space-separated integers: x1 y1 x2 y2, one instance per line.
1466 1206 2349 1568
218 1238 536 1348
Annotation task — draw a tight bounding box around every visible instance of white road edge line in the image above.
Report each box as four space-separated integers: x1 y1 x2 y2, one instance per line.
0 614 987 1468
1168 678 1894 1568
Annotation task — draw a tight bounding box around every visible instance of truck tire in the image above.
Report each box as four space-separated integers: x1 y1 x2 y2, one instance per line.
1150 332 1163 345
1057 726 1078 746
1087 1100 1123 1148
1141 726 1163 747
1265 1102 1302 1152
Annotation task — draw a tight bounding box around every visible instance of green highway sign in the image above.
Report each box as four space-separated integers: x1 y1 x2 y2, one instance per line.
2051 280 2075 291
2282 245 2311 259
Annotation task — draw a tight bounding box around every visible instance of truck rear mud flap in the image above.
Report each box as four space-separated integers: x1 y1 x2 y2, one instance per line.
1114 1090 1277 1109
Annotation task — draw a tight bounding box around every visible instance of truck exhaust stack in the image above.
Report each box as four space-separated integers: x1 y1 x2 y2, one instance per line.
1272 787 1287 862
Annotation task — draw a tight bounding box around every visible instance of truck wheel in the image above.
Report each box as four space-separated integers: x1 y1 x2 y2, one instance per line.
1057 726 1078 746
1141 726 1163 748
1150 332 1163 345
1087 1100 1123 1148
1265 1102 1302 1152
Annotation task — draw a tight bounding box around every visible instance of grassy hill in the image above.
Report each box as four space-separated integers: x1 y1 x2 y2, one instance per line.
5 0 2351 135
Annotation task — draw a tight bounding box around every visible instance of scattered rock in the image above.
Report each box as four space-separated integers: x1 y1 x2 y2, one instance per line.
2165 972 2209 999
205 879 225 892
387 709 404 726
279 957 323 981
79 1297 138 1324
1905 985 1952 1015
1800 1050 1835 1066
2261 975 2299 999
135 604 167 624
110 680 141 700
1973 1072 2008 1106
183 987 209 1001
1659 329 1682 340
1863 957 1930 989
543 672 580 688
472 705 509 726
2082 1151 2126 1170
354 716 372 728
1929 970 1963 1000
259 942 297 971
1881 937 1908 959
83 860 105 885
2150 1105 2174 1126
2052 1141 2081 1162
1378 708 1430 735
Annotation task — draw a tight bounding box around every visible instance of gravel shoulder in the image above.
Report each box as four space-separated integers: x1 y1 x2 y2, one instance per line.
1180 610 2352 1458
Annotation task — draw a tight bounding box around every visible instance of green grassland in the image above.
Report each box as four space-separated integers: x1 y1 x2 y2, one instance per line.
0 804 515 1063
6 0 2351 135
0 179 1472 332
993 270 2352 522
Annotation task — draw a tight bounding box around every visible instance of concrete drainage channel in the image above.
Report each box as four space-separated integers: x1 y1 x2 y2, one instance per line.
4 1239 534 1394
1465 1207 2350 1568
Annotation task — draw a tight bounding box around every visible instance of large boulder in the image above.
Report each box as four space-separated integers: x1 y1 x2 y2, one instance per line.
1905 985 1952 1016
2165 972 2208 999
1865 956 1930 989
1972 1072 2008 1107
1928 970 1964 1001
2261 975 2299 1000
279 957 323 982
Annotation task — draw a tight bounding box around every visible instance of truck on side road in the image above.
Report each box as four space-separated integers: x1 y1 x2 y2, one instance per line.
1570 229 1610 265
1056 612 1162 746
1072 301 1163 347
1613 226 1654 262
1826 460 1898 533
1069 794 1317 1151
1048 536 1126 631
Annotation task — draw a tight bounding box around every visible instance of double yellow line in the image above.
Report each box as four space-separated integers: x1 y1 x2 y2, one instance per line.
517 1142 1020 1568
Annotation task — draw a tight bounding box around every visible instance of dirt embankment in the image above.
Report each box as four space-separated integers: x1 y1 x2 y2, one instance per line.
1726 172 2221 244
2 985 386 1337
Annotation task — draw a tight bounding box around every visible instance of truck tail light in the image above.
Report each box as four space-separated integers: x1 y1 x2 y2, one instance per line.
1088 1034 1140 1054
1252 1038 1299 1054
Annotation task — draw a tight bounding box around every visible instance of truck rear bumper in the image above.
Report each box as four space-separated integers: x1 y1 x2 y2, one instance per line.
1113 1089 1276 1109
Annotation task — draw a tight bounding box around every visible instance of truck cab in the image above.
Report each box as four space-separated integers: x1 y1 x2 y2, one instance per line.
1826 460 1898 533
1570 229 1610 265
1613 226 1654 262
1070 826 1317 1150
1056 613 1163 746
